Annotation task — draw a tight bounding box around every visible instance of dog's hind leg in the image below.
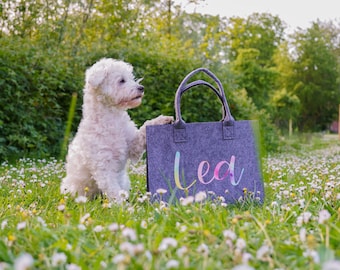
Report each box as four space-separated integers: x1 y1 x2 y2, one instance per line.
92 169 130 203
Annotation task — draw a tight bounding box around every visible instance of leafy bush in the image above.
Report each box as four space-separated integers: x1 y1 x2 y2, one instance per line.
0 38 279 161
0 38 83 161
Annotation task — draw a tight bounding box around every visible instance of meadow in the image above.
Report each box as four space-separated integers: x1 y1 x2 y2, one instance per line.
0 135 339 270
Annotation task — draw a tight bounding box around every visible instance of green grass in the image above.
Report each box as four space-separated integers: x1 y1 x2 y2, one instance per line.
0 135 339 270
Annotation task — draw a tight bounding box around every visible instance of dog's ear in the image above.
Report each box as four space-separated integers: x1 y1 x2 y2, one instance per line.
85 63 108 88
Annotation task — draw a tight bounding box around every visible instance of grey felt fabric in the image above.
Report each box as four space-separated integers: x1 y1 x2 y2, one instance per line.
146 68 264 203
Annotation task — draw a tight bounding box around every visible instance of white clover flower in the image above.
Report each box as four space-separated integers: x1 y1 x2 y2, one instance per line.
256 244 272 261
57 204 65 212
236 238 247 251
318 209 331 224
322 260 340 270
223 230 236 241
145 250 152 261
303 249 320 263
156 188 167 195
159 237 178 251
108 223 119 232
77 224 86 231
299 227 307 242
140 220 147 229
51 252 67 267
120 242 143 256
17 222 26 231
75 196 87 204
112 254 127 264
93 225 104 233
36 217 47 227
166 259 179 269
336 193 340 200
180 196 194 206
119 190 129 199
1 220 8 230
66 263 82 270
195 191 207 202
302 212 312 223
196 243 209 256
242 253 253 264
14 253 34 270
80 213 90 224
232 265 255 270
122 228 137 241
176 246 188 257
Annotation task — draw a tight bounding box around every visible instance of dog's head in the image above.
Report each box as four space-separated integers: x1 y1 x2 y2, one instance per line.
85 58 144 109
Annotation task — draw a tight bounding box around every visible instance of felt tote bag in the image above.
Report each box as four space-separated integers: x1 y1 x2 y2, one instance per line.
146 68 264 204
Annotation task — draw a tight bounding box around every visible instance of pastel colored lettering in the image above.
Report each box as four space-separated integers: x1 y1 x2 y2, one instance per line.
174 151 245 190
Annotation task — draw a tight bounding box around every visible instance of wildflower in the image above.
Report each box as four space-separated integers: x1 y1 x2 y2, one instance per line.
195 191 207 202
140 220 147 229
232 265 255 270
102 199 112 209
17 222 26 230
180 196 194 206
236 238 247 251
242 253 253 264
119 190 129 200
1 220 8 230
57 204 66 212
120 242 144 256
93 225 104 233
145 250 153 261
156 188 167 195
297 212 312 227
36 217 47 227
196 243 209 256
51 252 67 267
14 253 34 270
122 228 137 241
108 223 119 232
80 213 90 224
166 259 179 269
176 246 188 257
318 209 331 224
299 227 307 242
113 254 129 265
77 224 86 231
75 196 87 204
322 260 340 270
303 249 320 263
256 244 272 261
66 263 82 270
159 237 178 251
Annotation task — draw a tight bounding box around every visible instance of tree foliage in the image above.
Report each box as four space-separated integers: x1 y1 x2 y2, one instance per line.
1 0 339 160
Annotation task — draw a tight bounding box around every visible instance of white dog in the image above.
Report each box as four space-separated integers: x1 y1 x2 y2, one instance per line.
61 58 173 202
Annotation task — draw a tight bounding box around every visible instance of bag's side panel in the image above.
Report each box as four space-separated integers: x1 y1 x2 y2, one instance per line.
146 120 264 203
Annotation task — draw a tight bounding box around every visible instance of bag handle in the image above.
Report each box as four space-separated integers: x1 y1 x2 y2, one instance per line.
174 68 234 129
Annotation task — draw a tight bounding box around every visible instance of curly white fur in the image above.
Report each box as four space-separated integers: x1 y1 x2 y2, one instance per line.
61 58 173 202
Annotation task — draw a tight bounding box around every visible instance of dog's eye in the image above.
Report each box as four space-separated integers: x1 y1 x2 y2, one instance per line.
119 78 125 84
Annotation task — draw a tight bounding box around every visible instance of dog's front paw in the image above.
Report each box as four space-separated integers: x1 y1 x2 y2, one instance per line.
150 115 174 126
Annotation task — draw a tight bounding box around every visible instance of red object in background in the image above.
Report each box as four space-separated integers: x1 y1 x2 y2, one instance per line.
330 121 338 133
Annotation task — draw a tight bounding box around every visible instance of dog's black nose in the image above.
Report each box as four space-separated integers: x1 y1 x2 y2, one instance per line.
138 85 144 92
